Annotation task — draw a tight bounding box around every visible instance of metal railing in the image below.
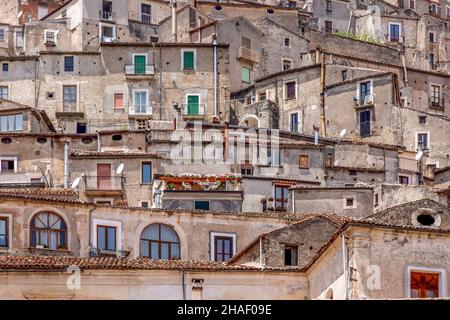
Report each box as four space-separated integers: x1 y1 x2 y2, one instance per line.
124 64 155 76
129 105 153 115
0 172 45 186
101 35 116 43
237 46 260 63
99 10 116 21
89 246 130 258
84 175 124 190
429 97 444 109
181 103 206 116
128 10 154 24
398 157 420 173
57 102 85 113
355 93 374 106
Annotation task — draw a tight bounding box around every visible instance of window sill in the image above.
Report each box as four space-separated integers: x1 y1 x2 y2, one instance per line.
285 97 297 101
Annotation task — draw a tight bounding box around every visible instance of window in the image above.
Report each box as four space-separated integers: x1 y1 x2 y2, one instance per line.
141 201 149 208
429 3 439 14
298 154 309 169
282 59 291 71
30 212 67 250
399 175 409 185
284 245 298 266
0 114 23 132
76 123 87 134
186 94 200 115
182 50 195 70
0 86 9 99
2 63 8 72
44 30 57 45
194 200 210 211
284 37 290 47
64 56 74 72
359 81 371 104
141 3 152 23
290 113 299 133
240 162 253 176
388 23 401 42
101 25 115 42
326 0 332 12
429 53 436 69
409 0 415 9
133 90 148 114
398 0 404 8
349 170 357 176
344 197 355 208
267 147 280 166
0 29 4 42
15 30 23 48
102 0 113 20
285 81 296 99
419 116 427 124
38 4 48 19
150 36 158 43
447 6 450 20
241 66 250 83
417 132 429 150
374 193 379 206
325 20 333 33
97 225 116 251
214 236 233 262
274 185 289 211
142 162 152 184
429 32 435 43
63 85 77 111
341 70 347 81
410 271 441 298
430 84 441 107
359 110 371 137
114 93 124 110
0 217 8 247
140 224 180 260
258 91 266 101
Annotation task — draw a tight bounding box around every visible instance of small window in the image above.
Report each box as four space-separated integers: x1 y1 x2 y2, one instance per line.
345 197 354 208
2 63 8 72
47 91 55 99
114 93 124 110
150 36 158 43
141 201 149 208
399 175 409 185
194 200 210 211
64 56 74 72
37 137 48 144
141 162 152 184
213 235 234 262
241 66 250 83
0 114 23 132
417 133 429 150
282 59 291 71
349 170 357 176
298 155 309 169
44 30 57 45
97 225 116 251
258 91 266 101
326 0 332 12
284 37 290 47
374 193 379 206
389 23 401 42
101 25 115 42
112 134 122 141
0 217 8 247
182 50 195 70
1 137 11 144
290 113 299 133
76 123 87 134
409 0 415 9
419 116 427 124
341 70 347 81
417 214 435 226
285 81 296 99
82 137 93 144
429 32 435 43
325 20 333 33
284 245 298 266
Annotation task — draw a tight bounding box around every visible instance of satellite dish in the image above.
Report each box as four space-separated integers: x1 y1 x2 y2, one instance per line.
415 151 423 161
339 129 347 138
17 11 23 18
116 163 124 175
71 177 81 189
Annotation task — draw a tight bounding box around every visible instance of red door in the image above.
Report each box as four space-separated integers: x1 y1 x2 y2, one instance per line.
97 164 111 189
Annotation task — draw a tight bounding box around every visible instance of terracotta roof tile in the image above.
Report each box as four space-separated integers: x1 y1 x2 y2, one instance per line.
70 150 165 159
326 165 385 172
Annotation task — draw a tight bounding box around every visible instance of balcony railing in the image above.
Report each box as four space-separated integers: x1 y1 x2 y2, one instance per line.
181 103 206 116
84 175 124 191
129 105 153 115
124 64 155 76
429 97 444 109
89 246 130 258
101 35 117 43
398 157 420 173
128 10 154 24
262 197 288 212
56 102 85 114
99 10 116 21
237 46 260 64
355 93 374 106
0 172 46 187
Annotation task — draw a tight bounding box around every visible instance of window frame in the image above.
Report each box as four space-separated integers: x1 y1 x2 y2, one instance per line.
399 175 410 185
113 92 124 110
140 223 181 260
416 131 430 151
30 211 68 250
92 218 122 251
284 80 297 100
0 157 17 173
0 114 23 132
2 63 8 72
181 49 197 71
141 161 153 184
64 56 75 72
96 224 117 251
284 244 298 266
343 196 356 209
0 85 9 100
241 66 251 83
298 154 310 169
0 216 9 248
388 22 401 42
290 112 299 133
194 200 210 211
406 266 447 298
284 37 290 48
324 20 333 33
132 88 149 113
210 231 237 262
274 184 289 211
44 29 57 45
0 29 5 42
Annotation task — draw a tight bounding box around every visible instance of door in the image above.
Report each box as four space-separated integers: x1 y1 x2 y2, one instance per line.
187 95 199 115
134 55 146 74
290 113 298 133
141 4 151 22
359 110 371 137
97 163 111 189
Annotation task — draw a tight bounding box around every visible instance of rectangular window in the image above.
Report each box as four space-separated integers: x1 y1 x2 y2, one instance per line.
399 175 409 185
417 133 429 150
214 236 234 262
359 110 371 137
44 30 56 45
2 63 8 72
0 159 15 172
63 85 77 111
410 271 440 298
141 3 152 23
447 6 450 20
0 114 23 132
195 200 210 211
282 60 291 71
409 0 415 9
284 245 298 266
344 197 355 208
242 66 250 83
430 84 441 107
374 193 379 206
76 123 87 134
349 170 357 176
341 70 347 81
284 37 290 47
141 162 152 184
64 56 74 72
326 0 332 12
133 90 148 114
298 154 309 169
240 162 253 176
114 93 124 110
285 81 296 99
141 201 149 208
290 113 299 133
258 91 266 101
101 25 115 42
0 86 9 99
359 81 371 104
398 0 404 8
0 29 4 42
182 50 195 70
274 185 289 211
325 20 333 33
389 23 401 42
429 32 435 43
0 217 8 247
429 53 436 69
419 116 427 124
97 225 116 251
186 94 200 115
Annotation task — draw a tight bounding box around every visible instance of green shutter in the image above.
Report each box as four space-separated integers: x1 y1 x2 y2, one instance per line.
187 95 199 115
134 55 146 74
242 67 250 83
183 51 194 70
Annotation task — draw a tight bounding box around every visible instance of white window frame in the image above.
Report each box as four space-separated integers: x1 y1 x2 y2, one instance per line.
181 48 197 71
343 195 357 209
284 79 297 100
141 160 153 184
99 23 116 42
415 131 430 151
406 266 447 298
132 88 149 113
92 218 122 251
0 213 13 251
0 157 17 173
44 29 58 45
388 22 402 42
356 79 373 101
0 85 9 100
290 111 300 133
210 231 237 261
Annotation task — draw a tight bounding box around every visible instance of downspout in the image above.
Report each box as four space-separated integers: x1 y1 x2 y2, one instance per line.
259 237 265 271
401 53 409 86
181 271 186 300
88 206 98 250
342 233 348 300
34 58 38 108
97 131 101 152
159 45 163 120
347 10 353 34
63 140 70 188
213 37 218 118
291 189 295 213
320 53 327 136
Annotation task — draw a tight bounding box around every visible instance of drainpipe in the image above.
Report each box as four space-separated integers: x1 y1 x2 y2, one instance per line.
342 233 348 300
171 0 177 43
97 131 101 152
88 206 98 250
259 237 265 271
320 53 327 136
181 271 186 300
291 189 295 213
63 140 70 188
213 36 218 118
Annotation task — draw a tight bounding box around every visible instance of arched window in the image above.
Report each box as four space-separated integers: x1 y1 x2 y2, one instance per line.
30 212 67 250
140 224 180 260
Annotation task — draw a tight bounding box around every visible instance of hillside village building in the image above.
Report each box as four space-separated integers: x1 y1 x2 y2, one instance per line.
0 0 450 300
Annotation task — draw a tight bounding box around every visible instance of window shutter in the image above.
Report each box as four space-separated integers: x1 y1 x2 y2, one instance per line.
183 51 194 69
242 67 250 83
114 93 124 109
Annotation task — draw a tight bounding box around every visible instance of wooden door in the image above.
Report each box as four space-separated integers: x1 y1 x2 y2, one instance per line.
134 55 146 74
97 163 111 189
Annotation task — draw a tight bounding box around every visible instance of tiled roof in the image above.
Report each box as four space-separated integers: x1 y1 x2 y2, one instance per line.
0 255 302 272
0 99 32 112
290 185 374 191
70 150 165 159
0 188 83 204
326 165 385 172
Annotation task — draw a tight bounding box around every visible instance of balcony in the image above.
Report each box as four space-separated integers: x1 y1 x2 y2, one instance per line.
181 103 206 118
129 105 153 117
355 93 374 107
101 35 117 43
0 171 46 188
262 197 288 212
89 246 130 258
237 46 260 64
429 97 444 110
99 11 116 22
124 64 155 78
398 157 420 173
160 174 243 192
55 102 85 117
128 10 155 24
84 175 124 196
